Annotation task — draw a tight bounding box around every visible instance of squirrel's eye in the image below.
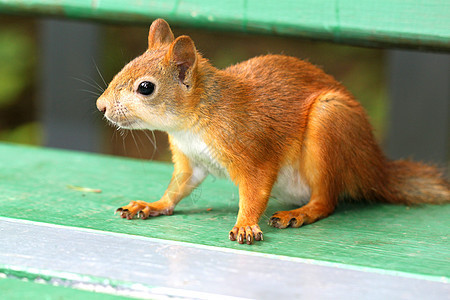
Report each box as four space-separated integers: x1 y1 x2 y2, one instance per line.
137 81 155 95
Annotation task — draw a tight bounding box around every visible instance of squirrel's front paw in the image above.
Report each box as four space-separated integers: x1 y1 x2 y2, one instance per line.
229 224 263 245
116 200 173 220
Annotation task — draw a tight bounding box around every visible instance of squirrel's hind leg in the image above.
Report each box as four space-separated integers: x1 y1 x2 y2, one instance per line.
270 90 361 228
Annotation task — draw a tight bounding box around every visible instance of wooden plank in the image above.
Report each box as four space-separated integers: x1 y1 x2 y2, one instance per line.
0 0 449 50
0 143 449 280
0 276 135 300
2 218 449 299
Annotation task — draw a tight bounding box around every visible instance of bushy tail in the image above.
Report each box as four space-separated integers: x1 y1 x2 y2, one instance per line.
384 160 450 204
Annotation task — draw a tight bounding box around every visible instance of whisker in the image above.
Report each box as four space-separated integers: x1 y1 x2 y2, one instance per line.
120 129 128 156
135 121 156 147
150 130 158 160
83 72 105 93
79 89 102 97
73 77 104 93
111 127 118 143
130 130 144 159
92 58 108 88
121 113 144 160
140 127 158 160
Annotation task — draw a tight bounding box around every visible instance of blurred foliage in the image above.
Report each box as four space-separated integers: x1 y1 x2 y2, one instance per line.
0 17 39 146
0 28 35 106
0 122 42 145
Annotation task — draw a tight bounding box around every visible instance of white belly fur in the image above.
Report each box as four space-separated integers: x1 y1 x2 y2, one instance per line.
271 165 311 206
170 130 311 206
169 130 228 178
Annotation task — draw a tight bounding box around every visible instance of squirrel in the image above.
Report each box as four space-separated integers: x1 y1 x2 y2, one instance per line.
97 19 450 245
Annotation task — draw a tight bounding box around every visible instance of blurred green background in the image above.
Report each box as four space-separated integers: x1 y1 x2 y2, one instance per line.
0 16 387 162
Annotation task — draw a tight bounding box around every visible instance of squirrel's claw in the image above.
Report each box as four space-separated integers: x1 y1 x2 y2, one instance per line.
269 213 305 229
229 225 263 245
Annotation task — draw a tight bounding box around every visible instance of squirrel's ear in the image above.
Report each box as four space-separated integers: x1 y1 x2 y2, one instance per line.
166 35 197 84
148 19 174 49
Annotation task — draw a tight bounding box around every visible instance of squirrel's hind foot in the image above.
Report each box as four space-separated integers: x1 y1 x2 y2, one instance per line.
269 202 335 229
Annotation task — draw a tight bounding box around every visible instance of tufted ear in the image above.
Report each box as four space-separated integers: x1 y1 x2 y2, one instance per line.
166 35 197 85
148 19 174 49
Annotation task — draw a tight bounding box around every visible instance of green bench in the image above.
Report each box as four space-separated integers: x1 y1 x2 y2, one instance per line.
1 143 449 298
1 0 449 50
1 1 449 298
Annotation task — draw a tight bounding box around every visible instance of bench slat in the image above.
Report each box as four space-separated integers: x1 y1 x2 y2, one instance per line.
0 0 449 50
0 143 449 280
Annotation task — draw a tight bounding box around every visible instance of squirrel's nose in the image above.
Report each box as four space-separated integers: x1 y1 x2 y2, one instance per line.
96 96 107 114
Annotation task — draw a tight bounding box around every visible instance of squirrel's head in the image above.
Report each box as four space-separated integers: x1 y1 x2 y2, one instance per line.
97 19 201 132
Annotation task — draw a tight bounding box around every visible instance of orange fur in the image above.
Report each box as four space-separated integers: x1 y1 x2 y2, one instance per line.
97 19 449 244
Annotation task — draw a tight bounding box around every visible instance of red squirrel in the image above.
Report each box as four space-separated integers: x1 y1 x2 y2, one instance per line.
97 19 449 244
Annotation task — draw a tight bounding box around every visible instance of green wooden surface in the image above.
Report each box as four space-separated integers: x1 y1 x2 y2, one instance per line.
0 142 449 281
0 0 449 50
0 276 134 300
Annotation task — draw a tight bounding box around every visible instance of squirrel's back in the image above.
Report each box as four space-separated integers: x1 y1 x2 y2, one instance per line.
224 54 341 95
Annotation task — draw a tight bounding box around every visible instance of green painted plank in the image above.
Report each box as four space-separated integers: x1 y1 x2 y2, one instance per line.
0 142 449 280
0 0 449 50
0 276 135 300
